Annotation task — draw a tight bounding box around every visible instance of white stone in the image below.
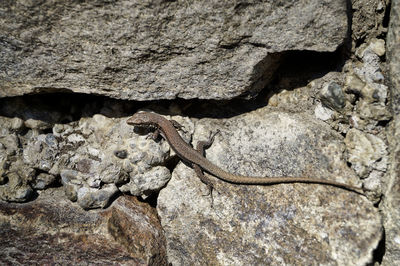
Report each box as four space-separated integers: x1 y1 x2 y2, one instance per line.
314 103 334 121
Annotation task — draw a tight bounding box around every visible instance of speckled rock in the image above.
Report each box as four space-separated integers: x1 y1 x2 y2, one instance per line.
0 2 393 265
76 184 119 210
351 0 388 42
0 188 167 265
23 133 60 174
344 128 387 180
352 38 391 122
0 164 34 203
314 102 334 121
31 173 56 190
342 37 391 133
0 117 35 203
0 0 348 100
0 111 194 209
119 113 193 198
157 109 381 265
382 1 400 264
22 114 185 209
319 82 346 111
369 38 386 56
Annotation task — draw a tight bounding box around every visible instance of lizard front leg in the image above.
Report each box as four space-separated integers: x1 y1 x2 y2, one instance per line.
146 128 162 140
193 130 220 206
169 119 187 134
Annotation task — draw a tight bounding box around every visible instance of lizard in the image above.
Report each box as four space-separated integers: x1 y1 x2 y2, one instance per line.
126 111 365 195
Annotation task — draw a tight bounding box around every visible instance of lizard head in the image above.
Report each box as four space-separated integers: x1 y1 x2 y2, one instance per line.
126 112 155 126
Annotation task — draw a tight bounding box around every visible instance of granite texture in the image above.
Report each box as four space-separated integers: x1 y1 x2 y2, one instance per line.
157 109 381 265
0 188 167 265
0 0 348 100
382 0 400 264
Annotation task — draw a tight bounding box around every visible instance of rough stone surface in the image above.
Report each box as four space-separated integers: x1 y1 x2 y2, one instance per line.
157 109 381 265
0 188 167 265
314 102 334 121
0 1 394 264
0 0 348 100
382 0 400 264
319 81 346 110
344 128 387 180
350 39 391 123
107 193 168 266
0 117 35 203
351 0 388 43
22 114 180 209
31 173 56 190
0 110 194 209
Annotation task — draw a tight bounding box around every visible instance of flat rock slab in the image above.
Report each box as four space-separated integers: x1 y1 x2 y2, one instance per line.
157 109 382 265
0 188 167 265
1 0 347 100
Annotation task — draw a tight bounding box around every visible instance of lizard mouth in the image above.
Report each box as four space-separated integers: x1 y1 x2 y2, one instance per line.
126 118 138 125
126 116 144 125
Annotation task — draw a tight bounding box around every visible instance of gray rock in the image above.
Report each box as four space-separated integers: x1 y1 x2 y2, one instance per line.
9 117 25 131
24 119 52 130
1 112 185 209
382 1 400 264
0 2 392 264
354 40 386 84
0 161 35 203
23 134 59 172
24 114 184 209
60 169 82 202
120 114 193 198
314 102 334 121
343 38 392 124
158 109 381 265
363 170 383 193
0 117 36 202
345 73 366 95
32 173 56 190
119 166 171 199
344 128 387 178
360 83 388 104
77 184 118 210
61 169 120 210
0 0 348 100
319 82 346 110
369 38 386 56
356 99 392 121
351 0 388 42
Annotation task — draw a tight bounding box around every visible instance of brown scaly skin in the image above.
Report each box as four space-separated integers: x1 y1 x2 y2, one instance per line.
127 111 365 195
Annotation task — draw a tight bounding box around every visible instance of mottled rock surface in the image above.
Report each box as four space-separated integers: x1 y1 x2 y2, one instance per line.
23 115 177 209
0 0 394 265
0 0 348 100
351 0 388 42
0 117 35 203
157 109 382 265
383 0 400 264
0 188 167 265
0 109 192 210
344 128 387 179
